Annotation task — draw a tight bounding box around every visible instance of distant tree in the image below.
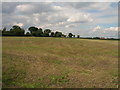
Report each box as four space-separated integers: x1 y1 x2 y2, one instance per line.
73 35 75 38
9 25 25 36
28 26 38 36
28 26 38 33
2 27 6 33
43 29 51 37
2 25 82 38
50 32 55 37
77 35 80 38
61 34 66 37
26 32 31 36
68 33 73 38
36 28 43 37
55 31 62 37
2 31 11 36
2 27 7 36
93 37 100 39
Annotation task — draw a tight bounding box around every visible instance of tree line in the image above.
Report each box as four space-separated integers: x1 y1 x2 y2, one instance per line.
2 25 80 38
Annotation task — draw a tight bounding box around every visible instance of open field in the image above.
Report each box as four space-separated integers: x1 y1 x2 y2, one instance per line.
2 37 118 88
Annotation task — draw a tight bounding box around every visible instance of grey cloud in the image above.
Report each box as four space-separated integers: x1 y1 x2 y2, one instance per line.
2 2 56 15
51 2 93 9
2 2 26 14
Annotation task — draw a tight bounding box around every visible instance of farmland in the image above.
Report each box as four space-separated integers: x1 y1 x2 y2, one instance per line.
2 37 118 88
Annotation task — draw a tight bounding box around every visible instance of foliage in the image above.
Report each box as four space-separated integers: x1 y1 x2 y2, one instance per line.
77 35 80 38
2 25 25 36
2 25 77 38
73 35 75 38
55 31 62 37
26 32 31 36
43 29 51 37
50 32 55 37
68 33 73 38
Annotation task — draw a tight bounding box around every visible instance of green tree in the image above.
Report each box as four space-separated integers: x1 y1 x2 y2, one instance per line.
55 31 62 37
43 29 51 37
61 34 66 37
10 25 25 36
28 26 38 36
36 28 43 37
73 35 75 38
26 32 31 36
2 27 6 33
68 33 73 38
77 35 80 38
50 32 55 37
2 27 7 36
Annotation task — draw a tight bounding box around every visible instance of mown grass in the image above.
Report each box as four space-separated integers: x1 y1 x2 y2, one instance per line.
2 37 118 88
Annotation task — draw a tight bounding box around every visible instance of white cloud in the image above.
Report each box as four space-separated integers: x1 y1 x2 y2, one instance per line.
64 9 93 23
92 26 101 32
105 27 118 31
16 4 34 12
88 2 111 10
89 26 118 38
92 26 118 32
13 23 24 27
52 5 63 10
65 24 76 28
41 22 66 28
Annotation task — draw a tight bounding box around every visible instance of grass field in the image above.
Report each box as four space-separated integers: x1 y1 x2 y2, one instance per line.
2 37 118 88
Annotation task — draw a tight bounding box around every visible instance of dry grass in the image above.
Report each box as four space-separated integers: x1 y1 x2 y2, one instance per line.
2 37 118 88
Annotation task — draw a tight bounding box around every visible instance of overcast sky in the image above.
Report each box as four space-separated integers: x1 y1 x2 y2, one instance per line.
2 2 118 38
